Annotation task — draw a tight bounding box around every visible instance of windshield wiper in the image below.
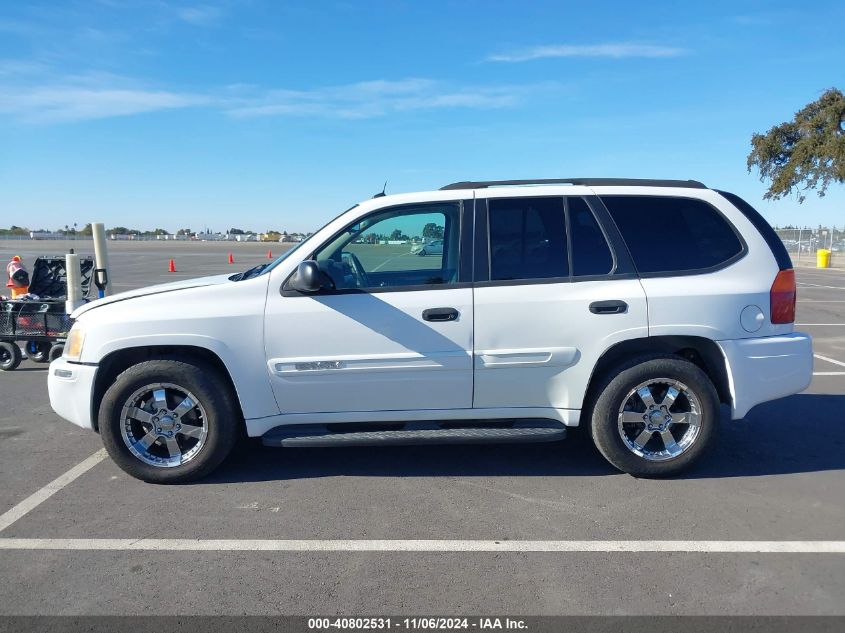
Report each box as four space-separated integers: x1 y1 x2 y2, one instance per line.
232 263 269 281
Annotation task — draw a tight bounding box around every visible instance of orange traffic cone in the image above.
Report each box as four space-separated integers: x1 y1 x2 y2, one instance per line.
267 250 273 259
168 259 176 273
228 252 234 264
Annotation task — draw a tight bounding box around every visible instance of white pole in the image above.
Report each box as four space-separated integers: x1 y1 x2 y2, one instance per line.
797 228 802 262
65 253 84 314
91 222 110 297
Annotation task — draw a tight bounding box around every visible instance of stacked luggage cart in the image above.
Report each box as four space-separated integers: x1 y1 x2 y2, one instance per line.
0 255 94 371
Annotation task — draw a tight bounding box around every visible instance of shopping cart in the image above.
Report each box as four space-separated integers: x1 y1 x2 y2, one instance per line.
0 255 94 371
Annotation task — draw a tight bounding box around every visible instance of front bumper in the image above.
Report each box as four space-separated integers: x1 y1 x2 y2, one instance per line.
718 333 813 419
48 358 98 430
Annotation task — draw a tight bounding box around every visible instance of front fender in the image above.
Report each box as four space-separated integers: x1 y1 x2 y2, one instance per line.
77 276 278 420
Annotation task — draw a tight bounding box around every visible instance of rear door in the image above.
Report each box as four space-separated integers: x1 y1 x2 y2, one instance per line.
472 192 649 411
598 193 764 341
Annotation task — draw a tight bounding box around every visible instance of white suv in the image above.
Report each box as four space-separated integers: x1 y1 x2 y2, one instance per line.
48 178 813 483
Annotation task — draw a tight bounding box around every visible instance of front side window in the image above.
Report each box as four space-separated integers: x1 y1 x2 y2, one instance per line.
488 197 568 281
602 196 744 274
315 203 461 290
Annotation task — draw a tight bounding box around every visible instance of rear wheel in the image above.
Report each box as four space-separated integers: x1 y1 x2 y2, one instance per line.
590 356 719 477
27 341 51 363
99 358 240 483
0 342 22 371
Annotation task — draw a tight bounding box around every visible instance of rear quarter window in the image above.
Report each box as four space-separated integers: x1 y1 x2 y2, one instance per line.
716 190 792 270
601 196 744 274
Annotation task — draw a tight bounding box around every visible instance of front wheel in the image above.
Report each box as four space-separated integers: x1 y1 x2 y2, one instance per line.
590 356 719 478
0 342 22 371
99 358 241 483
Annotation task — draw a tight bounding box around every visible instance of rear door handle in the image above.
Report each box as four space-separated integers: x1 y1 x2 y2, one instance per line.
589 300 628 315
423 307 459 322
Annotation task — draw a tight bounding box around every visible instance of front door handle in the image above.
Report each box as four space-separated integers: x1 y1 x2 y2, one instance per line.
589 300 628 315
423 307 459 322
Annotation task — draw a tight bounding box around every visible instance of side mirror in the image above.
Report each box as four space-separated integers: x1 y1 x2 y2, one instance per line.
288 260 324 293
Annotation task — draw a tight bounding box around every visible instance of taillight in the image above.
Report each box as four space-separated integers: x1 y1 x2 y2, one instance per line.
770 269 796 324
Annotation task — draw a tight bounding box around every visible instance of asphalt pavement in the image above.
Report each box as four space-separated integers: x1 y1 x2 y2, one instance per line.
0 242 843 615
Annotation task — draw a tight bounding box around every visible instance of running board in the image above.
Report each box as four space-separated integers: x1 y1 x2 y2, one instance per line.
261 421 566 448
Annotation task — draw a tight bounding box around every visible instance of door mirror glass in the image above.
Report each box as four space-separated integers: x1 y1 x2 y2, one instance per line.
288 260 324 293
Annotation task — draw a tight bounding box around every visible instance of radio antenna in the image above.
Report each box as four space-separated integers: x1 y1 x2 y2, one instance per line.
373 181 388 198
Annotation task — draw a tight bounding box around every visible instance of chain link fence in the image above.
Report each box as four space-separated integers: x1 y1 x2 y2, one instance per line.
774 226 844 266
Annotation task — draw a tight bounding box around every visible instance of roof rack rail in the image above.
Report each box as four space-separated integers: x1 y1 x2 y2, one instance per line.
439 178 707 190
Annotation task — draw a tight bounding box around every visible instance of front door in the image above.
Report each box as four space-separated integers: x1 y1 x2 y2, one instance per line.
263 201 474 414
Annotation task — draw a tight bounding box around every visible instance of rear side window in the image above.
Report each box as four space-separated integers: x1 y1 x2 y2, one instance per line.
488 197 568 281
601 196 744 274
568 197 614 276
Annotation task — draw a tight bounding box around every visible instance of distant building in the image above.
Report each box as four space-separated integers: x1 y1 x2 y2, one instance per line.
30 231 64 240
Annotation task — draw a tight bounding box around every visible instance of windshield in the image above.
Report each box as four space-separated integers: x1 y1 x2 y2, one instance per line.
232 239 308 280
254 204 360 277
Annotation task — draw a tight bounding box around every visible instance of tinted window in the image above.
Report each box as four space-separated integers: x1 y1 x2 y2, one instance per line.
488 197 568 281
602 196 743 274
717 190 792 270
568 197 613 276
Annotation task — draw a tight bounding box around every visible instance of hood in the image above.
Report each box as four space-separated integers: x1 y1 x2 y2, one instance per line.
72 273 233 318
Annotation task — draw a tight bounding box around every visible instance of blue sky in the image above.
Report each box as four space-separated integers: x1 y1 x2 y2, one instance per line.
1 0 843 233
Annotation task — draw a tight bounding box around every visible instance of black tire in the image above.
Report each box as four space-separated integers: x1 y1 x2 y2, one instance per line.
27 341 52 363
0 342 22 371
48 344 64 362
418 249 427 256
589 355 719 478
99 358 241 484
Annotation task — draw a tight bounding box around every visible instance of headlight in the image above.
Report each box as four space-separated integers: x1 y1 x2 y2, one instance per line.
64 325 86 361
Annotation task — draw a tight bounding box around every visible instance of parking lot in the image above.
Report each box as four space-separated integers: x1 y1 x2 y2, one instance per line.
1 241 844 615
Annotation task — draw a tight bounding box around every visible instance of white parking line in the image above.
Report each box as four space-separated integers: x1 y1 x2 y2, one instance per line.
0 538 844 553
371 251 415 272
798 283 845 290
814 372 845 376
0 449 107 533
815 354 845 368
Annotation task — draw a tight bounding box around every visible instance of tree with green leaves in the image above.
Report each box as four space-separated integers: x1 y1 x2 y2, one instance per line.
422 222 445 240
747 87 844 202
0 226 30 236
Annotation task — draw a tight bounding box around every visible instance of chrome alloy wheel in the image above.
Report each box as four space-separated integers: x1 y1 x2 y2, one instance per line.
119 383 209 468
617 378 702 462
